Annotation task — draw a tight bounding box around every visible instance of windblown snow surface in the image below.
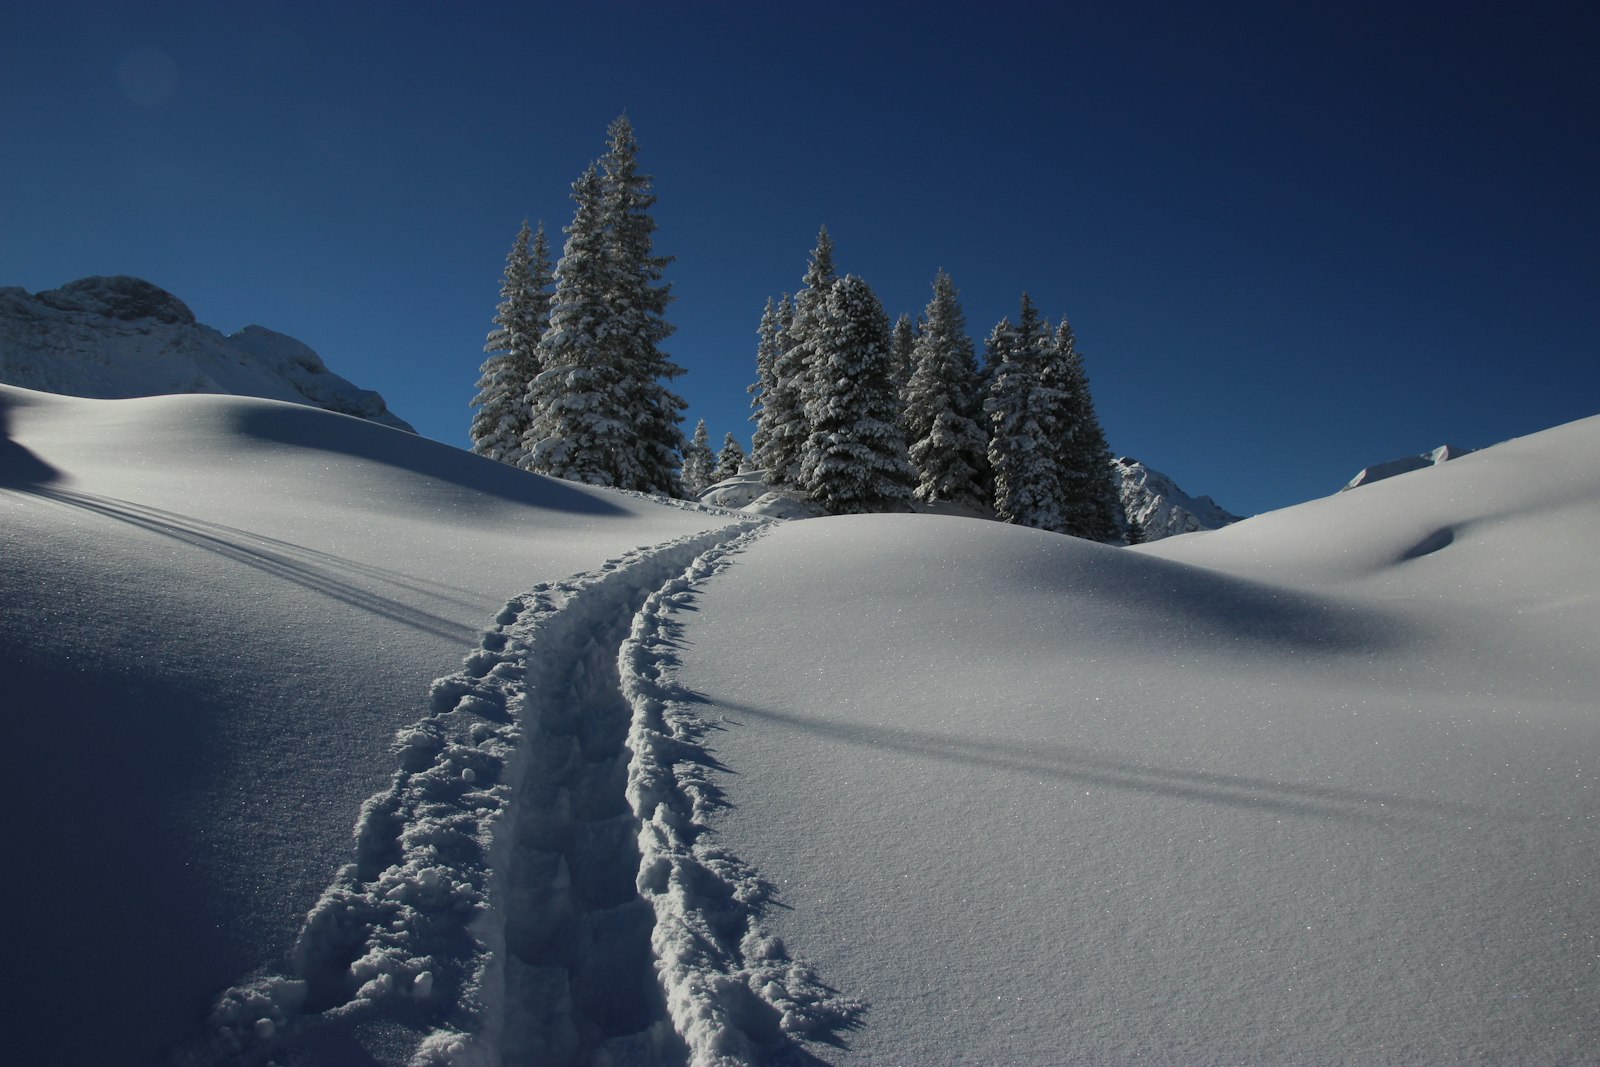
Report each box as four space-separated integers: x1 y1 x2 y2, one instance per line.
2 382 1596 1064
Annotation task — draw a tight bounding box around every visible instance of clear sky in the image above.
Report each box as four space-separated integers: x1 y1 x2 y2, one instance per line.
4 0 1596 516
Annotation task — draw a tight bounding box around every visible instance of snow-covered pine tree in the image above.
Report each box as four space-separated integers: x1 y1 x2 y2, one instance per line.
748 295 786 472
765 229 836 487
889 313 917 400
984 294 1065 530
714 432 747 481
799 274 914 514
1049 319 1123 541
599 114 687 495
903 269 989 510
523 164 643 487
681 418 714 497
470 220 552 464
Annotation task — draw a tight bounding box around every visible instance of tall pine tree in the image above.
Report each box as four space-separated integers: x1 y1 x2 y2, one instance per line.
765 228 836 488
748 295 788 473
599 115 687 495
1049 319 1123 541
903 270 989 510
984 294 1065 530
523 164 643 487
471 220 552 464
798 274 914 514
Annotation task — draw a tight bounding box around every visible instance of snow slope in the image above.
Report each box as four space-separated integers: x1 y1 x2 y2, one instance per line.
663 418 1600 1064
0 384 749 1065
0 276 415 430
3 380 1595 1065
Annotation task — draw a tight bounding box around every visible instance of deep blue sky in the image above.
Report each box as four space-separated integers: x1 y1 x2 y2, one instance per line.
4 1 1596 515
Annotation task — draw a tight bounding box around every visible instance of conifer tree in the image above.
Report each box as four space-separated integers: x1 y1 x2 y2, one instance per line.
984 294 1065 530
471 220 552 464
903 270 989 510
713 432 746 482
889 313 917 400
523 164 643 486
765 228 836 487
599 115 686 495
681 419 714 497
748 296 787 472
799 274 914 514
1049 319 1123 541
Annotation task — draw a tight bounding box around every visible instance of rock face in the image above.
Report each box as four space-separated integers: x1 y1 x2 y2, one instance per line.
0 276 414 432
1341 444 1474 492
1113 456 1243 539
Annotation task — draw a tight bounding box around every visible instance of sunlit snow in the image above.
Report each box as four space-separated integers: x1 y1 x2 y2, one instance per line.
1 383 1594 1065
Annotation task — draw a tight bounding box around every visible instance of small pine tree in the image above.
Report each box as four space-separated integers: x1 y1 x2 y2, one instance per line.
713 432 746 482
471 220 552 464
903 270 989 510
798 274 914 514
1124 514 1147 545
681 419 714 497
984 294 1065 530
766 228 836 487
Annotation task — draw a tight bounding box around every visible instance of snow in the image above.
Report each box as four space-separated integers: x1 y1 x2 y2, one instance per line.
2 380 1596 1064
1114 454 1243 535
0 276 414 431
1341 442 1476 491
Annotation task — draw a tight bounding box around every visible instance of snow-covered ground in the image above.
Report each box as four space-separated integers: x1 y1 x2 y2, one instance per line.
2 382 1595 1064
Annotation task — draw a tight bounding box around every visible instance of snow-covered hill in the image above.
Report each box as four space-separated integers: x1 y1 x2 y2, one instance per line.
2 383 1595 1065
1113 454 1243 535
0 275 414 431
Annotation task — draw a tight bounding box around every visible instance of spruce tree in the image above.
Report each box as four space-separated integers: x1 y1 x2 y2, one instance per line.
1049 319 1123 541
984 294 1065 530
599 115 686 495
523 164 643 487
889 313 917 400
471 220 552 464
798 274 914 514
748 296 787 473
766 228 836 487
903 270 989 510
713 432 746 482
681 419 714 497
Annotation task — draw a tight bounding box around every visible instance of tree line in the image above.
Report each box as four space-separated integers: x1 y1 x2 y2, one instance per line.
471 118 1123 541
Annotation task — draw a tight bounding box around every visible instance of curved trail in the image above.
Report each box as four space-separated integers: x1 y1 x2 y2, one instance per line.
200 520 857 1066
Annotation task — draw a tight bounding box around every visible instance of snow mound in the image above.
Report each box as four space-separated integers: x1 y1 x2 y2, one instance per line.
698 470 827 520
0 276 414 431
1113 455 1242 538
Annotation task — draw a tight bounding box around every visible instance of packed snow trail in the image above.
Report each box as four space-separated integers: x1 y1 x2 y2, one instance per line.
201 520 856 1066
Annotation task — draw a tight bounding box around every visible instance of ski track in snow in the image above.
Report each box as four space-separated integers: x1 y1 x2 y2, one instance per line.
197 520 858 1067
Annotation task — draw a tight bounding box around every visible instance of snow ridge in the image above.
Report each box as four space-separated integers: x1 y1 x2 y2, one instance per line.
200 522 769 1065
621 527 864 1065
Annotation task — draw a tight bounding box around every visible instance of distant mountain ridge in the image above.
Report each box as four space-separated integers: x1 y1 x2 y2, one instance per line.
1340 443 1475 491
0 275 414 432
1113 456 1243 538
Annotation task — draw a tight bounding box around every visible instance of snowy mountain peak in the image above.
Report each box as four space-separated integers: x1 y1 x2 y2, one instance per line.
0 276 415 432
32 274 197 325
1113 456 1243 538
1341 443 1474 491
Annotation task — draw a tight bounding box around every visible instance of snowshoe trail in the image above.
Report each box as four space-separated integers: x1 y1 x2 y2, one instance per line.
200 519 858 1066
